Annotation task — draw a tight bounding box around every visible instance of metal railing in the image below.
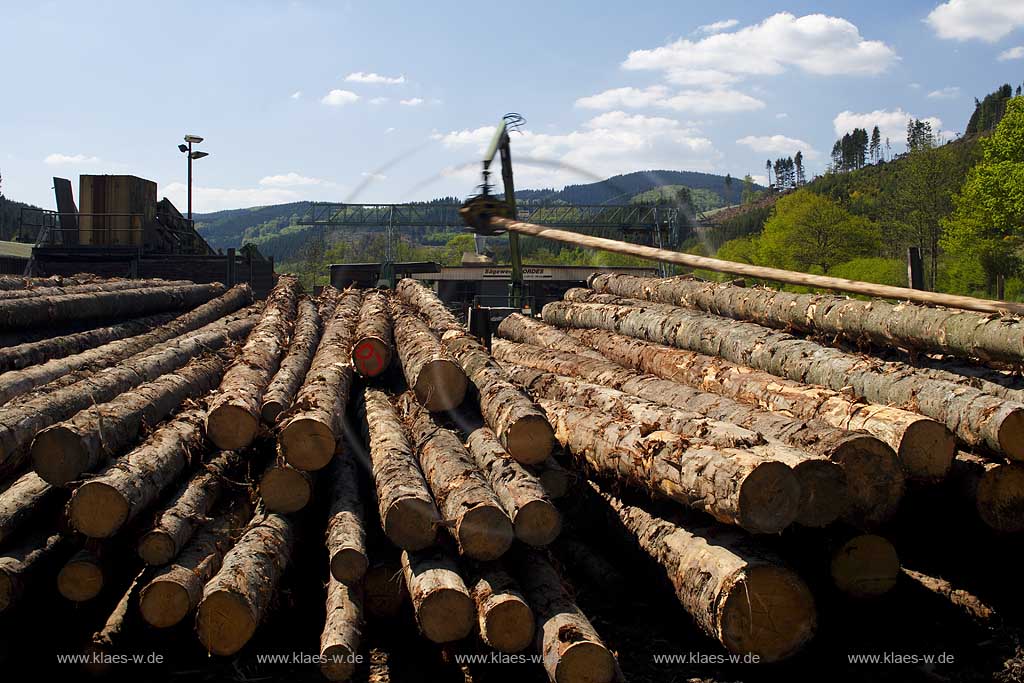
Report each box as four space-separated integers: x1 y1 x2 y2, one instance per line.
19 208 211 254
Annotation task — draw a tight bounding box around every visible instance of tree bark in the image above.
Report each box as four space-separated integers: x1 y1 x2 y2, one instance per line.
320 577 364 681
260 459 316 514
32 354 226 486
0 278 193 301
464 419 562 545
589 272 1024 365
0 284 252 406
400 547 475 643
399 393 514 560
492 339 903 528
279 289 363 471
509 547 617 683
196 510 296 656
360 387 439 552
902 568 995 623
261 295 330 425
391 301 467 412
595 482 816 663
496 312 606 360
352 289 394 378
0 282 226 330
0 471 60 545
471 565 535 653
949 451 1024 532
506 364 847 528
206 276 299 449
0 531 69 612
137 449 242 565
530 457 573 500
138 499 252 628
0 273 96 291
67 409 208 537
565 324 954 481
544 294 1024 460
540 398 800 534
325 455 368 584
57 547 105 602
396 278 553 464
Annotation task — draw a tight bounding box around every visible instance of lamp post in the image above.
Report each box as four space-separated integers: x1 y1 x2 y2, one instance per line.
178 135 208 222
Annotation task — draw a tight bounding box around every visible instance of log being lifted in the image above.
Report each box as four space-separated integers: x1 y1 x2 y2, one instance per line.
137 449 243 565
0 472 60 545
463 419 563 545
261 293 334 425
67 409 207 537
197 510 296 656
0 531 70 612
325 454 369 584
492 340 903 527
471 565 535 653
32 354 226 486
351 289 394 378
401 547 475 643
544 295 1024 460
206 275 299 450
138 499 252 628
0 310 256 472
399 393 514 560
949 452 1024 532
540 398 800 534
280 288 363 471
595 482 816 662
562 323 953 481
506 364 847 528
391 301 467 412
320 577 364 681
360 388 439 551
0 284 253 406
590 272 1024 365
0 281 225 330
510 547 617 683
0 278 193 301
395 278 553 464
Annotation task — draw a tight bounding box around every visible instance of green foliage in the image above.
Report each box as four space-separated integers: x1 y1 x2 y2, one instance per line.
715 235 760 265
704 205 773 252
966 84 1017 136
829 258 907 287
630 185 724 213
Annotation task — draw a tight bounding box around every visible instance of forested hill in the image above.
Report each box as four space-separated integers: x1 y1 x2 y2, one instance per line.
516 170 751 205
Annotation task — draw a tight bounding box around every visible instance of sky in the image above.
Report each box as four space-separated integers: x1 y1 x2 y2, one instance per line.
2 0 1024 213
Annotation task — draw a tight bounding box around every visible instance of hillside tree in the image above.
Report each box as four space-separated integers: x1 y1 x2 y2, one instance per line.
870 127 881 163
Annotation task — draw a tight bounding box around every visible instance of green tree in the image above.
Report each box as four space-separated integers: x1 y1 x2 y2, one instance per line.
942 96 1024 294
758 190 880 273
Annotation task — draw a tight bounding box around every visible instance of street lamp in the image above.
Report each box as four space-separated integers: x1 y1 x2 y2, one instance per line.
179 134 209 222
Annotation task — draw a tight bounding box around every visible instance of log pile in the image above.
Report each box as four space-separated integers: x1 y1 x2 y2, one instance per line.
4 271 1020 681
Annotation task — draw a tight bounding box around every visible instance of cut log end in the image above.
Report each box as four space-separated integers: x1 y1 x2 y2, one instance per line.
320 644 358 681
139 580 191 628
418 587 475 643
556 640 617 683
383 498 438 551
721 565 816 663
68 482 130 538
364 563 407 620
57 558 104 602
260 466 314 513
414 359 468 412
206 404 260 452
830 534 900 598
737 461 801 535
137 531 176 566
482 597 535 653
31 426 89 487
260 400 286 426
998 409 1024 461
834 435 906 527
455 504 515 561
900 420 956 481
514 499 563 547
196 590 258 656
331 549 370 585
352 337 392 378
976 462 1024 532
281 417 336 471
505 414 556 465
792 461 848 528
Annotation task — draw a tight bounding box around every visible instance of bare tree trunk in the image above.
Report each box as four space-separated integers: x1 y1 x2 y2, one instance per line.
57 547 105 602
352 290 394 378
391 302 467 412
949 451 1024 532
401 547 475 643
325 455 368 584
320 577 364 681
260 459 316 514
471 565 535 653
261 295 330 424
0 531 69 612
0 472 60 545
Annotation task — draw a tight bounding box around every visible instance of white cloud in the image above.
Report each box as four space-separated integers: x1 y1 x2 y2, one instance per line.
344 72 406 85
909 82 922 89
697 19 739 34
290 91 302 100
44 153 100 166
998 46 1024 61
361 172 387 181
624 12 896 82
576 85 764 114
736 135 818 158
926 0 1024 42
369 97 389 105
258 172 325 187
751 174 769 186
665 69 741 87
384 127 396 134
927 86 961 99
833 108 943 144
321 89 360 106
776 112 789 118
400 97 424 106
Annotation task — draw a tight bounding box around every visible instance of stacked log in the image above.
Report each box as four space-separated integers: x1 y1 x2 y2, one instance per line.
392 301 467 412
0 277 193 301
401 546 475 643
261 294 332 424
324 454 368 584
351 289 394 378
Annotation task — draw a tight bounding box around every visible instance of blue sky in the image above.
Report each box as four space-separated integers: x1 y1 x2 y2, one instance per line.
2 0 1024 212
